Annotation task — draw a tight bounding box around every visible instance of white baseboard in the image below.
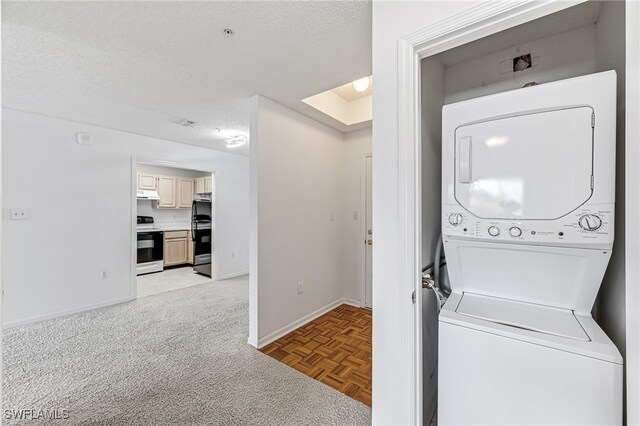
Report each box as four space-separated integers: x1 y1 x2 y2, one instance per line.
3 295 135 329
256 297 362 349
217 270 249 281
343 297 362 308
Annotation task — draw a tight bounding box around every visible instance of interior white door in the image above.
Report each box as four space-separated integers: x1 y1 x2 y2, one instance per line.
454 107 594 220
365 155 373 309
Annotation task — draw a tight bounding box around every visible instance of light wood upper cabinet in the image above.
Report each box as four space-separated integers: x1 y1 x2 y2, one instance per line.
137 172 157 190
205 176 213 193
195 177 206 194
156 176 177 208
177 178 194 208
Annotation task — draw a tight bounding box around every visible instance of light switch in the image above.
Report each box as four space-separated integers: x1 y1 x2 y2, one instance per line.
353 211 359 220
329 211 335 221
10 208 29 220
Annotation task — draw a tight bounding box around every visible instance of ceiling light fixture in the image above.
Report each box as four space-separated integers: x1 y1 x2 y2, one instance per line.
225 135 247 148
352 77 370 92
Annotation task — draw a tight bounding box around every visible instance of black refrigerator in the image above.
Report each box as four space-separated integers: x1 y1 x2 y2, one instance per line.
191 193 212 277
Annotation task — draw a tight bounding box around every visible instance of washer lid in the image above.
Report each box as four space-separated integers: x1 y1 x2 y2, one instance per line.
454 107 594 220
456 293 589 341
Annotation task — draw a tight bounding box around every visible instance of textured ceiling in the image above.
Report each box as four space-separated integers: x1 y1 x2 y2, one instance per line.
2 1 372 155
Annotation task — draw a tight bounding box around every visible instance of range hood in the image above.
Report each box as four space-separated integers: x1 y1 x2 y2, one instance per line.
137 189 160 200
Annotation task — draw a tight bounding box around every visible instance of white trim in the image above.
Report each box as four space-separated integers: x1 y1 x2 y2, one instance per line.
343 298 362 308
396 1 587 423
3 296 135 329
217 271 249 281
210 170 219 281
625 1 640 423
256 298 354 349
360 153 373 309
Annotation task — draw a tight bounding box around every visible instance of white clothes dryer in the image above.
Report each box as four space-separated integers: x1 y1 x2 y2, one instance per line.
438 71 622 425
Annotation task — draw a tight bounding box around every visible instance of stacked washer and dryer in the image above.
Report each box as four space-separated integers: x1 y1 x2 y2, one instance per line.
438 71 622 425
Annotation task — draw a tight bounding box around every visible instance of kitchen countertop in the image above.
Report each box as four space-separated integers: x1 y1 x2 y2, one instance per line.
155 226 191 232
137 222 191 233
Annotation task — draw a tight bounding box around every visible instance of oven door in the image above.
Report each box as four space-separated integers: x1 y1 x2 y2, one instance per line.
137 232 163 264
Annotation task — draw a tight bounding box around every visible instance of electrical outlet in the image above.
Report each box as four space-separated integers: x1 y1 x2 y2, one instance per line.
297 281 304 295
10 208 29 220
100 270 109 280
353 211 359 220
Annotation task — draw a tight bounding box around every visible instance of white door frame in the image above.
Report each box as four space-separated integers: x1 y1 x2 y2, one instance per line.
395 1 600 423
624 1 640 423
361 153 373 309
130 157 219 298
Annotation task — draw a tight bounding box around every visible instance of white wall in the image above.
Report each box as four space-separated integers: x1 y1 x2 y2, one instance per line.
444 25 597 103
593 0 628 404
250 96 344 346
371 2 476 424
248 96 371 348
2 108 250 326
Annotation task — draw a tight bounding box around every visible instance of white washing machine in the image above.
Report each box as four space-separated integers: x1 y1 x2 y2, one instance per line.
438 71 623 425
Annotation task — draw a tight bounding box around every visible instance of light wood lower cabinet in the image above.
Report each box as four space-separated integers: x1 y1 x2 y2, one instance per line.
164 230 189 266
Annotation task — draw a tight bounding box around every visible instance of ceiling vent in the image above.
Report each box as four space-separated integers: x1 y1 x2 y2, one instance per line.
176 119 198 128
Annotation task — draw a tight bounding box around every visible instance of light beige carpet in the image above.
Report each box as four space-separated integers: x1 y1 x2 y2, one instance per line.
3 275 371 425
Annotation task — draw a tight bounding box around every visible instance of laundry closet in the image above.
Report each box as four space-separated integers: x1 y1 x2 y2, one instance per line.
419 2 626 423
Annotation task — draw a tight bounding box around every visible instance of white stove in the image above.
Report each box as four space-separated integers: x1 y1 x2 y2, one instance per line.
136 216 164 275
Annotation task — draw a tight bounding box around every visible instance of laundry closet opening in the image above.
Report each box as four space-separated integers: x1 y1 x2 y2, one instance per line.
419 1 626 423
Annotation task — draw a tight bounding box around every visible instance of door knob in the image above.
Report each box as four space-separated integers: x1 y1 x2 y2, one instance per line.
367 239 373 245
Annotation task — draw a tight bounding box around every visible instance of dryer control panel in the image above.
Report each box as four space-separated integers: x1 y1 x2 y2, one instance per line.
442 204 614 249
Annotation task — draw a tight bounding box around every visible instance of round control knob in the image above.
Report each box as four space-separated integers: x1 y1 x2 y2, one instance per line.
509 227 522 237
448 213 463 226
488 226 500 237
578 214 603 231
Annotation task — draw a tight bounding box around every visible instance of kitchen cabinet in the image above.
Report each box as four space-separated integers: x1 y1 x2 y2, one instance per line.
156 176 177 208
137 172 157 190
195 177 206 194
194 175 213 194
177 178 194 208
164 230 189 266
187 230 194 264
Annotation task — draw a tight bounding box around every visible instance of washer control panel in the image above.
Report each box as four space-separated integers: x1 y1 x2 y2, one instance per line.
442 204 614 247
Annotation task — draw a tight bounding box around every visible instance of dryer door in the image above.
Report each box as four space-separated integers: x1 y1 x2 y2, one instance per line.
454 107 594 220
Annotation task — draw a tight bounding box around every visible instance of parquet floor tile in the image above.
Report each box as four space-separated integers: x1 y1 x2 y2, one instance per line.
260 304 372 406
